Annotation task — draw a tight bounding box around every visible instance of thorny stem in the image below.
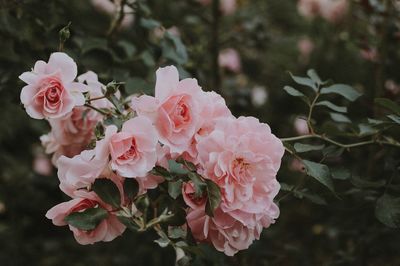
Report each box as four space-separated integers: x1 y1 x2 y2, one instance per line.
280 134 400 149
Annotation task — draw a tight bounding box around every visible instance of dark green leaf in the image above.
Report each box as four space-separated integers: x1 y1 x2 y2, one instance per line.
168 160 189 175
293 189 327 205
64 207 108 231
358 124 378 136
81 37 108 54
140 18 161 29
205 180 221 217
307 69 322 84
302 160 334 192
123 178 139 199
92 178 121 208
283 86 306 97
188 172 206 198
329 112 351 123
375 98 400 115
331 168 351 180
387 114 400 124
168 180 183 199
289 72 317 91
320 84 362 101
117 40 136 58
294 143 325 153
168 226 187 239
322 145 344 158
117 215 140 231
315 101 347 113
375 194 400 228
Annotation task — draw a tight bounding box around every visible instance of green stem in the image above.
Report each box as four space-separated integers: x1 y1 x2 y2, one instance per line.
84 103 109 116
281 134 400 149
107 0 128 37
307 92 320 134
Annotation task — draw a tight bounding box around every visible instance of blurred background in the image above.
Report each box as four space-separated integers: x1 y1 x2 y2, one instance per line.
0 0 400 265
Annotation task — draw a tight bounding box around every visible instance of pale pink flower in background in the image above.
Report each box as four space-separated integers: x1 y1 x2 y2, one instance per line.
33 154 52 176
19 52 87 119
298 37 315 60
152 26 181 40
91 0 135 29
251 86 268 107
320 0 348 23
294 117 310 135
107 117 158 177
220 0 237 15
218 48 241 73
297 0 321 18
132 66 203 154
360 47 379 62
46 189 126 245
385 80 400 95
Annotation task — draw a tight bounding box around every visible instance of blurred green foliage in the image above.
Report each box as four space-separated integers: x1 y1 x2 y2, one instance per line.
0 0 399 265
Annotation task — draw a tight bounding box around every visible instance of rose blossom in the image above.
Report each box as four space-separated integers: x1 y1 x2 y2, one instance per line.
320 0 348 23
297 0 321 18
294 117 310 135
186 116 284 255
20 52 87 119
132 66 204 154
251 86 268 107
218 48 241 73
46 186 126 245
107 116 158 177
91 0 135 29
33 154 53 176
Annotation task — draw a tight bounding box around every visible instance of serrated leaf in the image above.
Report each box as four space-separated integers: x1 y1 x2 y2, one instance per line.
375 98 400 115
168 180 183 199
92 178 121 208
289 72 317 91
64 207 108 231
302 160 334 192
320 84 362 101
283 86 305 97
294 143 325 153
329 112 351 123
123 178 139 200
205 180 221 217
375 194 400 228
315 101 347 113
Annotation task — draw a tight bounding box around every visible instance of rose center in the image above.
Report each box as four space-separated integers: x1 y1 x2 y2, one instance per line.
118 138 137 160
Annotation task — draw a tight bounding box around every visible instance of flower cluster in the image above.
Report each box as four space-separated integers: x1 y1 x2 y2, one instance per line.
20 52 284 256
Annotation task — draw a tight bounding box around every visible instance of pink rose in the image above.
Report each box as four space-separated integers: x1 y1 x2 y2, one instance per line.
132 66 203 154
33 154 53 176
46 189 125 245
218 48 241 73
298 37 315 59
186 207 264 256
297 0 321 18
320 0 348 23
220 0 237 15
108 116 158 177
91 0 134 29
294 117 310 135
187 116 283 253
19 52 87 119
251 86 268 107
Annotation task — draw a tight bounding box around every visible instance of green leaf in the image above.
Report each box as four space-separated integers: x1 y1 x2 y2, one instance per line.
162 32 188 65
320 84 362 101
168 226 187 239
64 207 108 231
375 98 400 115
81 37 108 54
329 112 351 123
293 189 327 205
168 180 183 199
187 172 206 198
331 167 351 180
322 145 344 158
289 72 317 91
205 180 221 217
117 40 136 58
168 160 189 175
151 165 173 180
283 86 306 97
375 194 400 228
140 50 155 67
139 18 161 29
302 160 334 192
92 178 121 208
358 123 378 136
387 114 400 124
294 143 325 153
367 118 386 125
350 175 385 189
125 77 153 95
315 101 347 113
117 215 140 231
307 69 322 84
123 178 139 200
